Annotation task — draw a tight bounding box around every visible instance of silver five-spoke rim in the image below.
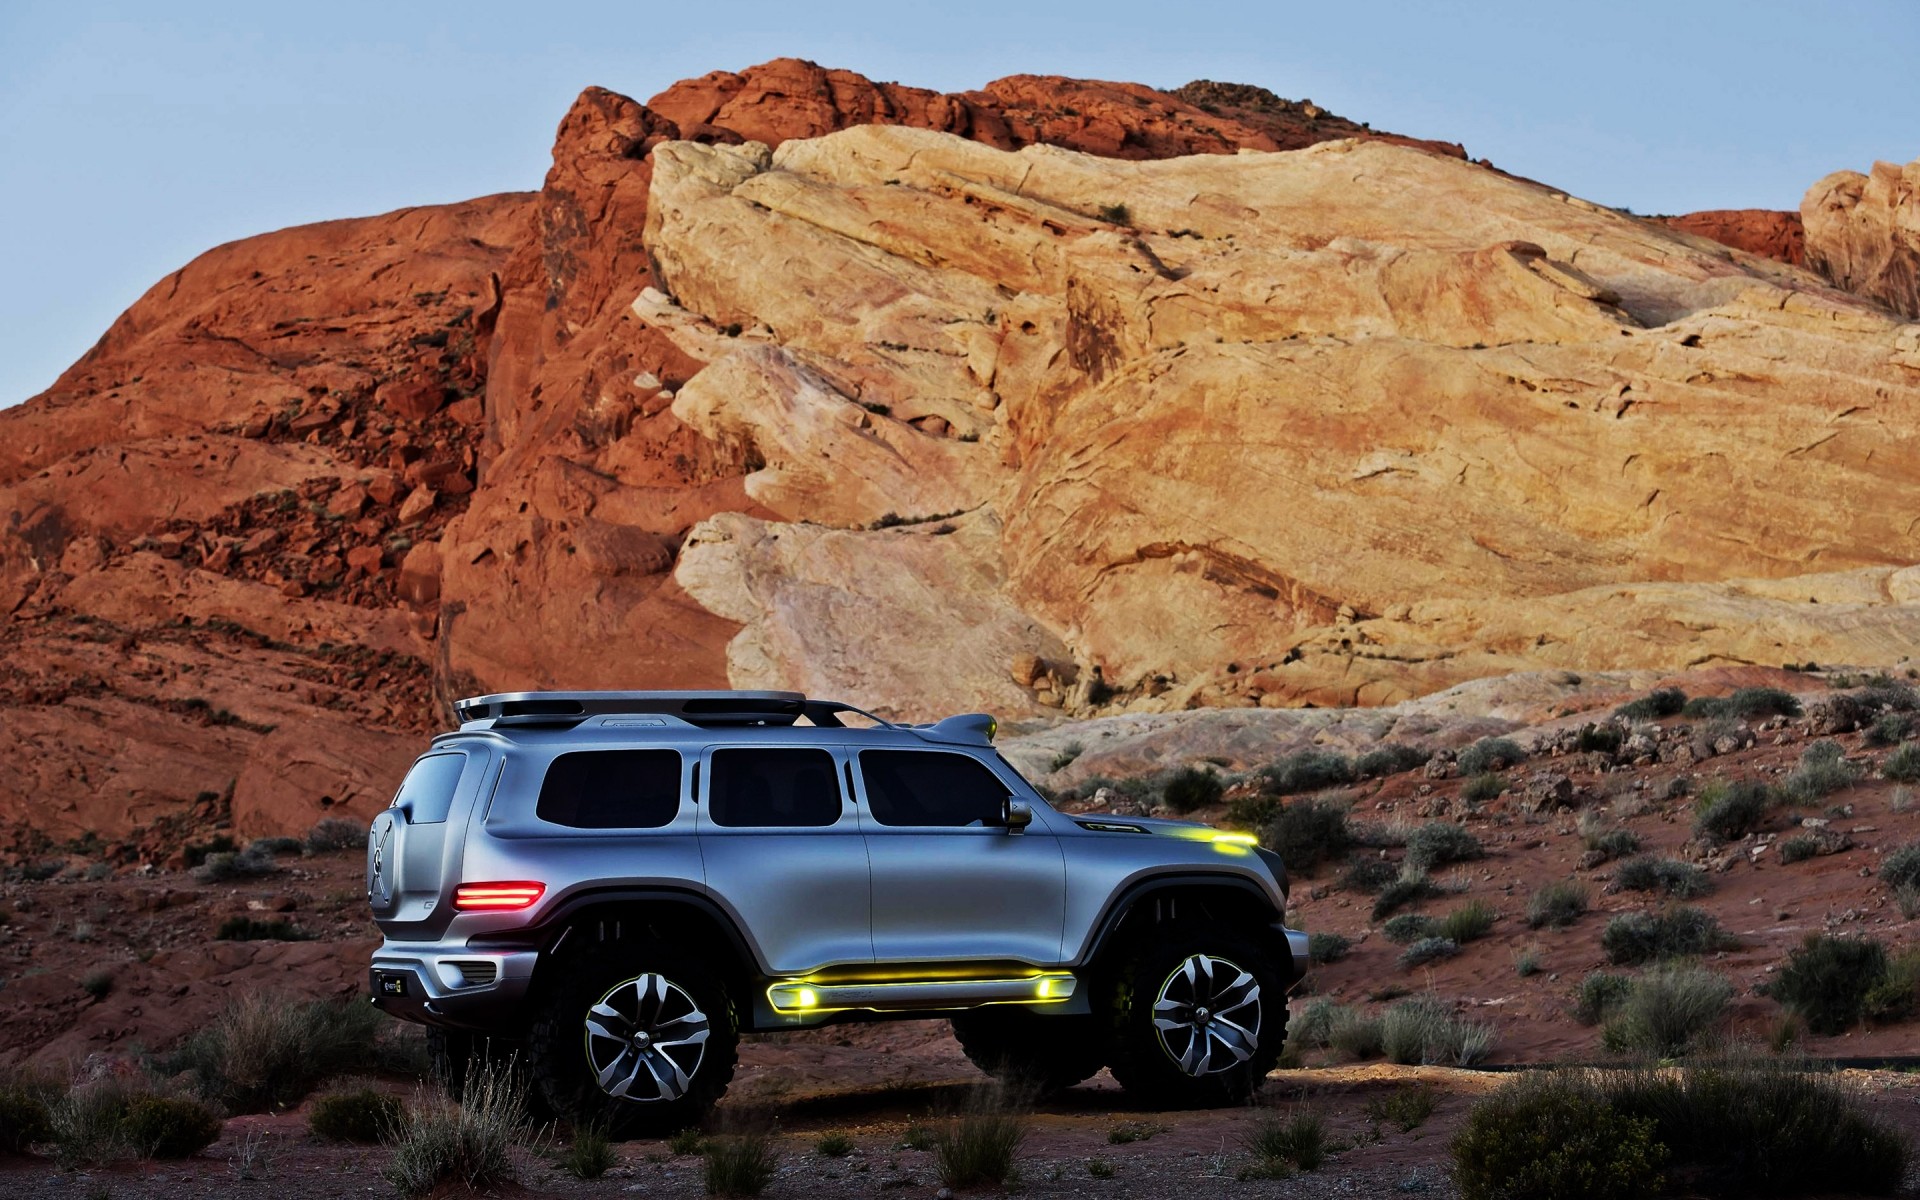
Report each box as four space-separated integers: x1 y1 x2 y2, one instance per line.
1153 953 1262 1077
583 973 711 1102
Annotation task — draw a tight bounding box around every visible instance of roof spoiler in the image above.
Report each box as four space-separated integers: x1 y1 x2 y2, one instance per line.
909 713 998 747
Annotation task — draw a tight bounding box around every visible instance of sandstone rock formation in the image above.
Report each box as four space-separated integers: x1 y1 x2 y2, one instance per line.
5 58 1920 851
1655 208 1804 265
1803 157 1920 318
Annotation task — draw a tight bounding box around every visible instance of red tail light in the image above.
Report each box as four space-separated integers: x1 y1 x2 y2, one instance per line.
453 881 546 911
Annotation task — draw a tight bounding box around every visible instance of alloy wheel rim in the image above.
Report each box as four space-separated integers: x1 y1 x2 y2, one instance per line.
1152 953 1262 1077
583 973 711 1101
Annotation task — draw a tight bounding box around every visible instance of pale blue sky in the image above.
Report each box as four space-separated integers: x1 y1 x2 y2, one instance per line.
3 1 1916 407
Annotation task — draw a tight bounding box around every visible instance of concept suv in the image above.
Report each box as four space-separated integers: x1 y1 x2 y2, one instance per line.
367 690 1309 1132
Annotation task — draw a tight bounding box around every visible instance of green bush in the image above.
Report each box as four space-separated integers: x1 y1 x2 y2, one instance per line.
1399 937 1459 968
933 1088 1026 1190
1260 796 1353 871
1601 964 1733 1057
163 994 384 1112
1692 779 1776 842
1306 932 1351 964
1527 879 1589 929
306 818 365 854
1457 737 1526 775
1683 686 1802 721
382 1067 527 1199
1578 723 1625 754
669 1127 706 1155
1452 1072 1666 1200
1574 972 1635 1025
814 1130 854 1158
0 1087 53 1155
1885 743 1920 783
1383 914 1440 943
1381 995 1493 1066
1616 688 1687 721
1765 935 1888 1035
1866 713 1912 747
1460 773 1506 803
1364 1083 1438 1132
1613 855 1712 899
1779 835 1820 864
1371 869 1442 920
1355 744 1429 779
122 1096 222 1159
1863 948 1920 1024
565 1125 615 1179
309 1086 403 1143
1601 907 1734 965
1260 751 1355 796
1441 899 1498 944
1243 1109 1327 1174
1160 766 1223 815
1781 744 1858 805
1338 857 1399 894
1579 813 1641 861
192 848 278 883
1328 1009 1385 1059
1404 822 1483 872
704 1134 778 1196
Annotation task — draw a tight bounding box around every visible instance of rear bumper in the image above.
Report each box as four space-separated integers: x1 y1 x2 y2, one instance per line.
368 941 539 1031
1275 924 1311 990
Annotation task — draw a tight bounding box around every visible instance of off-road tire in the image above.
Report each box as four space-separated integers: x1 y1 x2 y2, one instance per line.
950 1007 1107 1093
528 942 738 1136
1104 922 1287 1107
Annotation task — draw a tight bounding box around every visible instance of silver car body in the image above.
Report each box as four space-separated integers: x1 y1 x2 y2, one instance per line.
367 690 1309 1034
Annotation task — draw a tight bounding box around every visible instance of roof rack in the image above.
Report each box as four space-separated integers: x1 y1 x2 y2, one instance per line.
452 690 896 730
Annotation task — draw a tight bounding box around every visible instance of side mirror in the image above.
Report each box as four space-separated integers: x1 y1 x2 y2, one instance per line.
1000 797 1033 834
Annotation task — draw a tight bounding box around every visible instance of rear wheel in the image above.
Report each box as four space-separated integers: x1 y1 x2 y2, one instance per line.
1104 923 1286 1108
950 1007 1106 1093
528 943 738 1136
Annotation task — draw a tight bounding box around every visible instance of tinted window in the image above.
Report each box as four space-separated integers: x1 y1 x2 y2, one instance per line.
860 750 1009 827
394 753 467 824
708 749 841 827
537 750 682 829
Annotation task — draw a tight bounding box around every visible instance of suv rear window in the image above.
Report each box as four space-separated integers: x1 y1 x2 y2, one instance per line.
859 750 1009 827
394 752 467 824
537 750 682 829
708 748 841 827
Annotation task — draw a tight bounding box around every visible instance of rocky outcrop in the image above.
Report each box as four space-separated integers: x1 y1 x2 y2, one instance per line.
1656 208 1804 265
1803 157 1920 318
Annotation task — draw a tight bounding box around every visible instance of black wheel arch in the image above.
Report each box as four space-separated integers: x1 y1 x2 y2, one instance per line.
1076 873 1289 980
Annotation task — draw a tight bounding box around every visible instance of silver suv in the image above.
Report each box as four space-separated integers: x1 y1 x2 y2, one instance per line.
367 690 1309 1133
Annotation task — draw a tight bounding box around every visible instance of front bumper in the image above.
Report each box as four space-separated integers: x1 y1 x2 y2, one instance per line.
1276 924 1311 990
368 941 540 1031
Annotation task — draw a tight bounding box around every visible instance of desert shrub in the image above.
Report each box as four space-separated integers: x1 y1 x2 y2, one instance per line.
669 1127 706 1155
1781 744 1858 805
1106 1121 1161 1145
193 847 278 883
1243 1109 1327 1174
382 1067 527 1199
704 1133 778 1196
1574 972 1635 1025
1685 686 1801 720
1371 869 1442 920
1399 937 1459 968
1457 737 1526 775
1260 796 1352 871
248 835 304 857
1440 899 1498 943
82 968 114 1000
933 1087 1027 1190
1866 713 1912 747
122 1095 221 1159
48 1076 141 1167
1885 743 1920 783
1328 1009 1386 1059
1365 1083 1438 1132
1527 879 1589 929
1159 766 1223 815
1765 935 1888 1035
1515 946 1543 977
1337 857 1399 894
1863 949 1920 1024
310 1086 404 1143
1881 841 1920 892
1601 964 1734 1057
1381 995 1493 1066
1602 907 1734 966
1859 679 1920 712
1692 779 1775 842
565 1125 615 1179
1779 835 1820 864
1578 723 1625 754
1460 773 1506 803
1601 1058 1908 1195
1096 202 1132 225
1613 855 1712 899
1452 1072 1667 1200
306 818 364 854
216 916 313 941
1306 932 1350 964
1383 914 1440 943
1404 822 1483 872
0 1086 53 1155
1260 751 1355 797
164 993 383 1112
1222 793 1275 831
1355 744 1429 779
182 834 236 868
814 1130 854 1158
1616 688 1687 721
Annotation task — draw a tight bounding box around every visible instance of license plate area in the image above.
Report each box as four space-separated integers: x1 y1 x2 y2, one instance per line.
375 970 413 998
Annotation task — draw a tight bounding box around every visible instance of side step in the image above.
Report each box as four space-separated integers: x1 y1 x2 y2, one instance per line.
767 973 1077 1014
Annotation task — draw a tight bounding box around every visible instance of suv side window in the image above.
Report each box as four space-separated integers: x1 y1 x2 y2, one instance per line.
536 749 682 829
859 750 1009 828
708 748 841 827
393 752 467 824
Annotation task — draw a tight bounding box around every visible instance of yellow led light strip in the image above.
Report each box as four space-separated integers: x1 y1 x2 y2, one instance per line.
766 973 1078 1014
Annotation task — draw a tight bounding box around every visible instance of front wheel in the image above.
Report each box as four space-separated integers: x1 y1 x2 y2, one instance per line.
1103 923 1287 1107
527 943 739 1136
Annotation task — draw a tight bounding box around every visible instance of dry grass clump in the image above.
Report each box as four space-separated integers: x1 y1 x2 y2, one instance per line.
932 1085 1028 1190
382 1064 531 1199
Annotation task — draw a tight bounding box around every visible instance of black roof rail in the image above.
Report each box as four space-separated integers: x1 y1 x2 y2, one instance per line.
452 690 898 730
